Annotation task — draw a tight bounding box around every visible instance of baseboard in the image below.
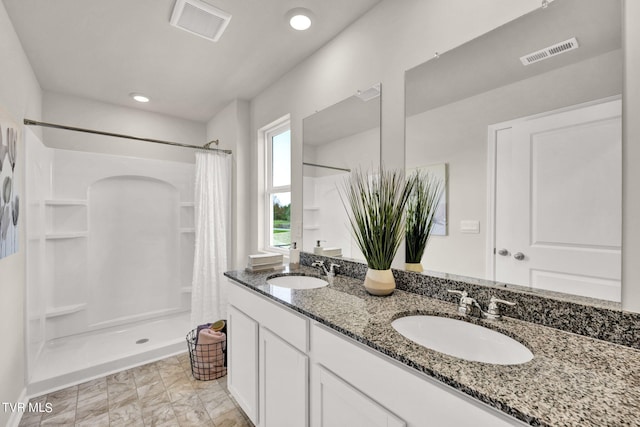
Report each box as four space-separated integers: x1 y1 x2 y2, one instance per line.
5 387 28 427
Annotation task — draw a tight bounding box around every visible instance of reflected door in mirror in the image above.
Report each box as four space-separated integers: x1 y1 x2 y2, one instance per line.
493 99 621 301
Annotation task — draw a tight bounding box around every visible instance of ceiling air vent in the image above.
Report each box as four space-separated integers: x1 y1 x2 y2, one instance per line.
170 0 231 42
519 37 579 66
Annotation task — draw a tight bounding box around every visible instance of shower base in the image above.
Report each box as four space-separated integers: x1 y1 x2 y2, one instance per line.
27 312 190 397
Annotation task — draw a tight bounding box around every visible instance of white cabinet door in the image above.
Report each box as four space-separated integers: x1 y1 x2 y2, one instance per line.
260 327 308 427
228 305 259 425
313 365 405 427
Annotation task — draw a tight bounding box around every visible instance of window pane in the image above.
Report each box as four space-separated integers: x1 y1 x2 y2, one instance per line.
272 130 291 187
270 192 291 248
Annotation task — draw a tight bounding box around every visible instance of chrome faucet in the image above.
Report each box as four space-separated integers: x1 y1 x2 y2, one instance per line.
447 290 515 320
311 260 340 279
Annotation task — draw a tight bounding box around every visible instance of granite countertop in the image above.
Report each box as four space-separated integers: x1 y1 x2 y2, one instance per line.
224 267 640 427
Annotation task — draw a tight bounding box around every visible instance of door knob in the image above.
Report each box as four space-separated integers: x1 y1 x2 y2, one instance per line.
513 252 525 261
497 249 509 256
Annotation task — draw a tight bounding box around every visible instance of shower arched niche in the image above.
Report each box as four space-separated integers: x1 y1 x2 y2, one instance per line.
88 175 181 328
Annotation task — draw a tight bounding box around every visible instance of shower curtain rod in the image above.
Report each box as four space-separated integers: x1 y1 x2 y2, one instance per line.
23 119 232 154
303 162 351 173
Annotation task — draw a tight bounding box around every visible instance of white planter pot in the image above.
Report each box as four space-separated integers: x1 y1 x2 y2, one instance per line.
363 268 395 296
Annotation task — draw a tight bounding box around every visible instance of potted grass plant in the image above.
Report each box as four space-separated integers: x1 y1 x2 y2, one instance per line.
405 170 444 272
341 167 415 296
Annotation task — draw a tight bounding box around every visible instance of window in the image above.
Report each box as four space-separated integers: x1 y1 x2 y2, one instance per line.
264 120 291 251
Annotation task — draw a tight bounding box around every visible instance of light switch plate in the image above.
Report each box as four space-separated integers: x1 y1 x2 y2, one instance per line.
460 220 480 234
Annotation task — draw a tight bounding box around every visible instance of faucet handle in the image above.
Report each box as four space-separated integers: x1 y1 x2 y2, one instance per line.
448 290 478 316
447 289 467 298
490 296 516 306
487 296 516 317
311 260 325 267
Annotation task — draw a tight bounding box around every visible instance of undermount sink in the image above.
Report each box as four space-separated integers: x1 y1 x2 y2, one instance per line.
391 315 533 365
266 274 329 290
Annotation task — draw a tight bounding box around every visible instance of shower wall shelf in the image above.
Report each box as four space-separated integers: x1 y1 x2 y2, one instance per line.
46 232 88 240
180 202 195 207
180 287 192 294
180 228 195 234
45 198 88 238
45 199 88 206
45 303 87 319
303 205 319 231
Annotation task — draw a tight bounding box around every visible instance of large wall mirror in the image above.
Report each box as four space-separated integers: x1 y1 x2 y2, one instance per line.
302 84 381 260
405 0 622 304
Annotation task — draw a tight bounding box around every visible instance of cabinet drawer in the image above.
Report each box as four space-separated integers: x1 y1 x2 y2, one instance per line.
227 279 308 352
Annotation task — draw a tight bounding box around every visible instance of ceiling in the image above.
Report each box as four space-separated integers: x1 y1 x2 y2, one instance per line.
304 89 380 147
405 0 622 117
3 0 382 122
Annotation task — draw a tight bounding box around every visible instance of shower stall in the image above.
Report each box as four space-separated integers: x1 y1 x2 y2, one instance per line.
25 128 197 395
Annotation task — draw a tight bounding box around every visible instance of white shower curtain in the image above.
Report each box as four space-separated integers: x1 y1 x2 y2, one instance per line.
191 150 232 326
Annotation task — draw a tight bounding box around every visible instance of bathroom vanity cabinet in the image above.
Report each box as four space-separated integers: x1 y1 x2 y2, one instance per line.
228 282 308 427
227 279 524 427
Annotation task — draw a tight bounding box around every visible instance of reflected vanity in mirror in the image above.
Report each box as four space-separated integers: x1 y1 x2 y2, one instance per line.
302 84 381 260
405 0 623 304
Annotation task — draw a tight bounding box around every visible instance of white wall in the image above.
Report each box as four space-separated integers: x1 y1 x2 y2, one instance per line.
249 0 542 265
42 91 206 163
206 99 251 269
623 0 640 312
0 1 42 424
308 127 380 174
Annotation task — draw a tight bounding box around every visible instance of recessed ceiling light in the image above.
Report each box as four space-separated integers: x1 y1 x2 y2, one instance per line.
287 8 312 31
130 93 150 103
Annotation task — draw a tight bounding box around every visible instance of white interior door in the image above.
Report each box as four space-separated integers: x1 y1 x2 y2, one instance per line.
493 99 621 301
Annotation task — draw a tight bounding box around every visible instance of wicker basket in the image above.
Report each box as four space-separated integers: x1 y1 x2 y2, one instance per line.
186 328 227 381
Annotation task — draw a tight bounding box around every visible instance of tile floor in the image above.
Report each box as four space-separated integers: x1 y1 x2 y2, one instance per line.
18 353 253 427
